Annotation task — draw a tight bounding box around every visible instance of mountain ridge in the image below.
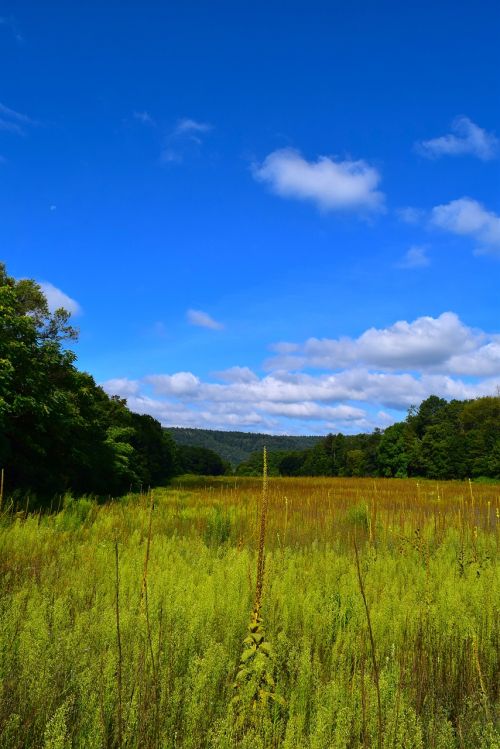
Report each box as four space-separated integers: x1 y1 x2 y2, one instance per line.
165 426 322 466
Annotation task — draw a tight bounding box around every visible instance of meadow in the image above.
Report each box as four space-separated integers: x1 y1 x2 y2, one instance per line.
0 475 498 748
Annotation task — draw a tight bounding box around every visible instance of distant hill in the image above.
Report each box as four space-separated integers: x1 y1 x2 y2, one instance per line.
165 427 321 466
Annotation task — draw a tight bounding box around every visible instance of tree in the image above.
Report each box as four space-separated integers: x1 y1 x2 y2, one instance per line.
0 264 82 495
0 263 178 501
345 449 366 477
176 445 230 476
377 422 410 477
407 395 448 438
461 396 500 477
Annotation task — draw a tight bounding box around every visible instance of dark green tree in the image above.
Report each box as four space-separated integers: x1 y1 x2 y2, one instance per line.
0 263 178 502
176 444 230 476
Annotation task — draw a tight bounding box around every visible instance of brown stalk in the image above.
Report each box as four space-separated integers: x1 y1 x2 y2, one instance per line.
254 446 269 611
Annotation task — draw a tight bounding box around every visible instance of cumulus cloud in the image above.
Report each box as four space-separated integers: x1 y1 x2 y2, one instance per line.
267 312 499 375
431 197 500 254
102 362 499 435
39 281 82 316
417 116 499 160
102 313 500 434
397 245 430 269
187 308 224 330
253 148 384 213
146 372 201 396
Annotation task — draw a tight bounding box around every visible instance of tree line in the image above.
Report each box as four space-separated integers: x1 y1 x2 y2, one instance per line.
235 394 500 480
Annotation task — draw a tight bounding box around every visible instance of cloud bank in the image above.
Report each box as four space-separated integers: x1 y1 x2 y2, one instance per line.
102 313 500 434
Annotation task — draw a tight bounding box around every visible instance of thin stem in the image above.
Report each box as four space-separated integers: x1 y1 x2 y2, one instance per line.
254 446 268 611
114 540 123 748
354 537 383 749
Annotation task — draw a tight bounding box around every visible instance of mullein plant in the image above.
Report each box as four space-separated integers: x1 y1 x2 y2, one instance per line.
231 448 284 738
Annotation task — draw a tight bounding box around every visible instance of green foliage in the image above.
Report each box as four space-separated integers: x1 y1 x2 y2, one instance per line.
43 699 73 749
175 444 230 476
378 422 411 477
344 501 369 529
235 450 282 477
0 262 177 504
204 506 232 546
167 427 321 467
232 605 284 739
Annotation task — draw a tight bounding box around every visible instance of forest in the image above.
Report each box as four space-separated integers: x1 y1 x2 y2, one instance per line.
167 427 321 466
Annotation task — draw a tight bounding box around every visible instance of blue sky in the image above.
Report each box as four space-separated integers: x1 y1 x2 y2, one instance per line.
2 1 500 434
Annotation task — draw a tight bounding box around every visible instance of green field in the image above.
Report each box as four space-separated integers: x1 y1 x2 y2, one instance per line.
0 476 498 748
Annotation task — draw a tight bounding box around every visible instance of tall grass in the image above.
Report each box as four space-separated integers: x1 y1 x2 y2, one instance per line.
0 477 498 747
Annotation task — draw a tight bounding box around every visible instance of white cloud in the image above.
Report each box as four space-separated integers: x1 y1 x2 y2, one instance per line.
447 340 500 377
268 313 493 374
260 401 366 421
102 313 500 434
102 378 140 397
174 118 212 136
397 245 430 269
39 281 82 316
101 361 500 434
161 117 213 163
0 102 37 136
146 372 201 396
0 119 24 135
253 148 384 213
417 116 499 160
214 366 259 383
187 308 224 330
431 197 500 254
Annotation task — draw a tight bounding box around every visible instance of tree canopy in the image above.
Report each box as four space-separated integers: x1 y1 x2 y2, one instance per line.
0 263 177 503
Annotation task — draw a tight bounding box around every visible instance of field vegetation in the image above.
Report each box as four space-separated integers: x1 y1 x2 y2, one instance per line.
0 475 498 748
